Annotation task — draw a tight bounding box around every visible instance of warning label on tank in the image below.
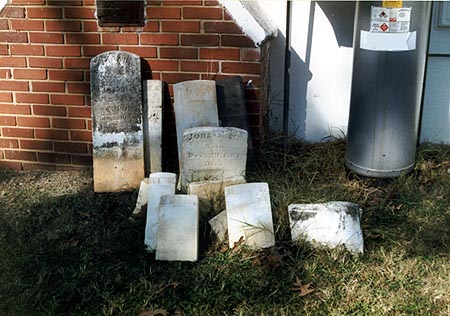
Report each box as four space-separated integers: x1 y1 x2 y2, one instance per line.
370 7 411 33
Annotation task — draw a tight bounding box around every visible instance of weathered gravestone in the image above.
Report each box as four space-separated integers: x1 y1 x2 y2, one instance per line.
173 80 219 168
187 176 246 213
288 202 364 254
181 127 248 192
156 195 199 261
209 210 227 242
131 178 149 217
143 80 163 174
144 172 176 251
216 76 254 162
225 183 275 249
90 51 144 192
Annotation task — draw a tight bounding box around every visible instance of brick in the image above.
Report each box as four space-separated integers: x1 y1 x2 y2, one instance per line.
71 154 93 166
2 127 34 138
70 130 91 141
29 32 63 44
0 69 11 79
54 141 87 153
37 152 70 164
163 0 202 5
0 116 17 126
27 7 62 18
140 33 178 45
0 93 12 102
82 45 117 57
5 150 37 161
64 7 96 19
32 82 65 93
0 138 19 148
160 47 198 59
14 69 47 80
0 104 31 115
204 21 242 34
147 7 181 19
45 20 81 32
205 0 220 5
145 59 178 71
0 20 8 30
161 72 199 84
46 45 81 57
0 44 8 54
199 47 240 60
122 21 158 33
10 44 44 56
17 116 49 128
20 139 52 150
29 57 62 69
245 88 260 101
120 46 157 58
0 161 22 170
0 81 29 91
11 20 44 31
68 106 90 118
161 21 199 32
66 33 100 44
181 34 219 46
16 93 49 104
0 57 27 67
35 128 69 140
33 105 66 116
241 48 261 61
52 118 85 129
22 162 55 171
103 33 138 45
49 0 83 5
180 60 218 73
64 58 90 69
221 35 256 48
0 7 25 18
183 7 222 19
51 94 85 105
0 32 28 43
48 70 83 81
67 83 90 94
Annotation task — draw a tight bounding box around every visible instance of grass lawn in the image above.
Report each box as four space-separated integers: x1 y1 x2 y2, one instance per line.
0 138 449 316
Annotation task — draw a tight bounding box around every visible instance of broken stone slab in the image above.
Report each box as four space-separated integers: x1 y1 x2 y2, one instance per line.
288 202 364 254
209 210 227 242
173 80 219 174
90 51 144 192
143 80 163 174
131 178 149 217
216 76 254 164
187 176 246 213
144 172 177 251
181 127 248 192
225 183 275 249
156 195 199 261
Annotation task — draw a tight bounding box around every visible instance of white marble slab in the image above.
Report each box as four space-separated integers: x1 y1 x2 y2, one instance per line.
225 183 275 249
143 80 163 174
181 127 247 192
288 202 364 254
209 210 228 242
131 178 149 217
156 195 199 261
144 172 176 251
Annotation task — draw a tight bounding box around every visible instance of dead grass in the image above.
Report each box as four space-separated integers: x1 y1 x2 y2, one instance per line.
0 137 449 315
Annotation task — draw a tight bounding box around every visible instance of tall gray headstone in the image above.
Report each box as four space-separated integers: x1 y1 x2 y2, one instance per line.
143 80 163 174
216 76 254 163
90 51 144 192
156 195 199 261
173 80 219 167
225 183 275 249
180 127 248 192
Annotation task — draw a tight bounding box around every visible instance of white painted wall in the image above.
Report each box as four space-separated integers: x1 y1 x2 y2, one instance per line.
257 0 355 142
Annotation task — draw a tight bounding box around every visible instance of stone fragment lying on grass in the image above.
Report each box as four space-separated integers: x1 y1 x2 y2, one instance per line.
156 195 199 262
209 210 228 242
131 178 149 217
288 202 364 254
144 173 176 251
225 183 275 249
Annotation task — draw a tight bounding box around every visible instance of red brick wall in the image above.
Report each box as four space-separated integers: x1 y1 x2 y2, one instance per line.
0 0 264 171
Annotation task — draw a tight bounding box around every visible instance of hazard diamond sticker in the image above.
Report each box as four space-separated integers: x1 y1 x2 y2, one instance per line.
380 23 389 32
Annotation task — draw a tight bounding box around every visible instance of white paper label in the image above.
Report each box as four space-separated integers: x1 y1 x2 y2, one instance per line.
370 7 411 33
